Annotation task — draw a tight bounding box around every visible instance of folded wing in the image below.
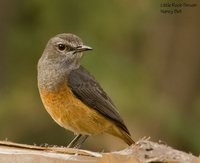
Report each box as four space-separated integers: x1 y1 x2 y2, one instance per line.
68 66 130 135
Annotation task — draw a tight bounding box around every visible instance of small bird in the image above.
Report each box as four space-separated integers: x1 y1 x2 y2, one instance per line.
37 33 134 148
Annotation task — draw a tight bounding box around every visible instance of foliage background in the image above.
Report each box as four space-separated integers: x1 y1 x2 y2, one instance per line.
0 0 199 154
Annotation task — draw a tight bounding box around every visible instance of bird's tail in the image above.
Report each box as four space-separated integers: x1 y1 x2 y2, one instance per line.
107 126 135 146
120 130 135 145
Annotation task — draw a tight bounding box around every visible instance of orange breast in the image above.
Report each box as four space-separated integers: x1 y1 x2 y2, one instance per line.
39 83 113 135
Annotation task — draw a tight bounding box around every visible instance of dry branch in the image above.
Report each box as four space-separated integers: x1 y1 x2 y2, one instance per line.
0 139 198 163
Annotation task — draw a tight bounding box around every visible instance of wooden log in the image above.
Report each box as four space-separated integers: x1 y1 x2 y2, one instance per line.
0 139 198 163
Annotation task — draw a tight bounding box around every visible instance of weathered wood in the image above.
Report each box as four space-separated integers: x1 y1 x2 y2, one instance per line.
0 139 198 163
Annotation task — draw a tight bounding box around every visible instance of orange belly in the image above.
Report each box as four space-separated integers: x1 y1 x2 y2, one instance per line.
39 83 113 135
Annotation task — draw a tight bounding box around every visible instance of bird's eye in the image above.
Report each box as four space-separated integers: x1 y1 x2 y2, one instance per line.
58 44 66 51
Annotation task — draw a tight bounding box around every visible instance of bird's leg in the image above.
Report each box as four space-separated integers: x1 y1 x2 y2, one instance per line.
67 134 82 148
67 134 89 148
74 135 88 149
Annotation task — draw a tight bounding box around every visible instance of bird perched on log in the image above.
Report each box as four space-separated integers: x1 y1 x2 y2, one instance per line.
37 33 134 148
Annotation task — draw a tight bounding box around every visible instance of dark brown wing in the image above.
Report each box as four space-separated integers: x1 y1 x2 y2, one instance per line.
68 66 130 135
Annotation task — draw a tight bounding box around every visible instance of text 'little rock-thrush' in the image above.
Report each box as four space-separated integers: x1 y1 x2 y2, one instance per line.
37 33 134 148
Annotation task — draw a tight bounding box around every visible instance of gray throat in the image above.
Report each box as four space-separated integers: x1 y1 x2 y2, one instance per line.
37 56 80 91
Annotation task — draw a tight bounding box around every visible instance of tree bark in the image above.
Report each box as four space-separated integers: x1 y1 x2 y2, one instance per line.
0 139 198 163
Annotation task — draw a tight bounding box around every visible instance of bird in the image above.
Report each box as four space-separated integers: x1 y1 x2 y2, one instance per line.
37 33 134 148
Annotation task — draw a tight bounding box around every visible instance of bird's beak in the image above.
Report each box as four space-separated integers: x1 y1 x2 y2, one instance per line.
75 45 92 52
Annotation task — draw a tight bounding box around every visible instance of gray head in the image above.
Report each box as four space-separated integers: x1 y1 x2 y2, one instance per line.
40 33 92 70
38 33 92 90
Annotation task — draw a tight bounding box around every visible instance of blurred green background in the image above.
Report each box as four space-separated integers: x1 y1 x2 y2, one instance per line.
0 0 199 154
